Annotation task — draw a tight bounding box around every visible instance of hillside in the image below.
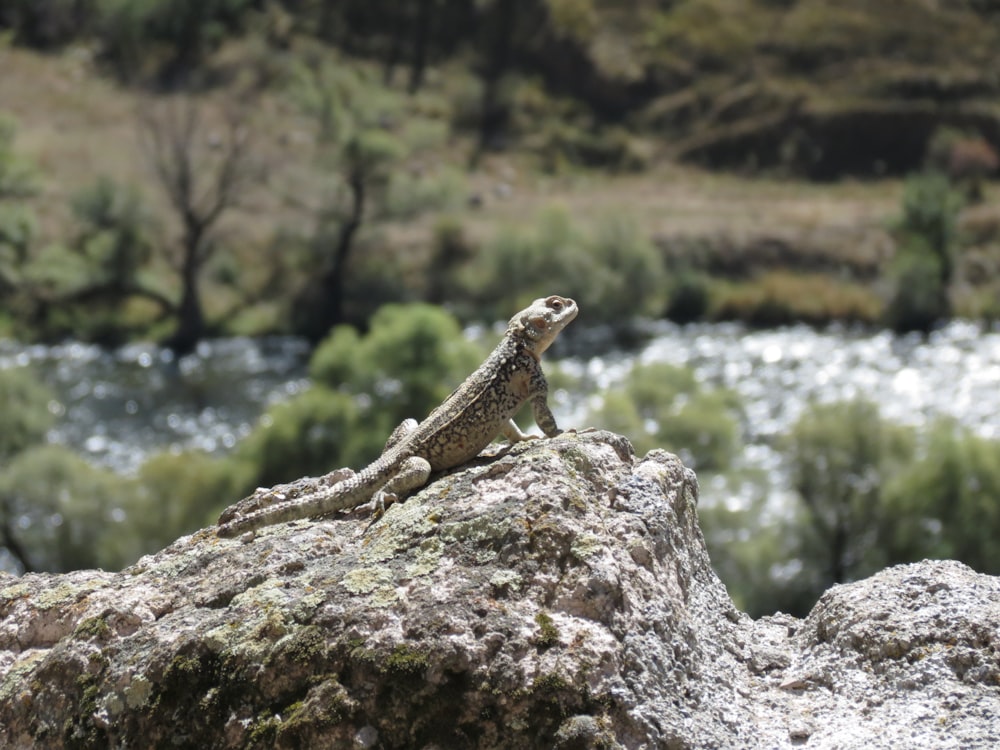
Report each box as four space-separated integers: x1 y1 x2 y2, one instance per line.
1 1 999 345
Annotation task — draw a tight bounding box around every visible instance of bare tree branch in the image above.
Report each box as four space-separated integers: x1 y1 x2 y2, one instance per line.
137 95 257 352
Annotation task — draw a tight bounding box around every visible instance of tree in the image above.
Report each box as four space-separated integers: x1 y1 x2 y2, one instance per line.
139 97 256 352
784 399 915 587
287 62 406 342
885 172 964 333
0 368 54 572
882 420 1000 576
0 115 38 306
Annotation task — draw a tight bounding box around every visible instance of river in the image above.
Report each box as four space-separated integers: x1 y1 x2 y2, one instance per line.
2 321 999 499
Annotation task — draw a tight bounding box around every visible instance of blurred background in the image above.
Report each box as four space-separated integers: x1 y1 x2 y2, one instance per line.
1 0 998 616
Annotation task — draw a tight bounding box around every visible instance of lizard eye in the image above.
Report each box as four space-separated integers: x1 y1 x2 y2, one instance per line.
548 296 563 310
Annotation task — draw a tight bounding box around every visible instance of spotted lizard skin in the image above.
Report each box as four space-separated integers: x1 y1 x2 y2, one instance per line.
216 295 578 537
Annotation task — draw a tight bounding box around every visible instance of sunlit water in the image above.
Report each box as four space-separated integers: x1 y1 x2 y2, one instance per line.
560 319 1000 510
0 337 311 474
2 322 999 497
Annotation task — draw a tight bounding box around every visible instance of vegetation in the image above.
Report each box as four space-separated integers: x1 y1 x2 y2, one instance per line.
588 363 740 472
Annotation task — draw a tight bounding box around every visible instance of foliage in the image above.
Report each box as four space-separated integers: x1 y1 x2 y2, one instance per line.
469 204 669 324
699 475 822 618
886 172 964 332
882 420 1000 576
0 368 54 461
884 237 948 334
644 0 763 77
589 362 740 472
898 171 963 263
0 445 134 572
71 176 155 289
426 216 476 306
95 0 257 82
0 116 37 199
287 59 442 340
310 303 483 429
712 272 883 327
783 399 915 587
235 386 373 489
0 206 36 292
131 450 254 552
665 269 711 323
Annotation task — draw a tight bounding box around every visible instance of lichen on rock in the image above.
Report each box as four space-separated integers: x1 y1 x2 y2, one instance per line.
0 430 997 749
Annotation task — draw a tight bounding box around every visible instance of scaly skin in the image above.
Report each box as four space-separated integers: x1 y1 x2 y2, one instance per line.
216 295 578 537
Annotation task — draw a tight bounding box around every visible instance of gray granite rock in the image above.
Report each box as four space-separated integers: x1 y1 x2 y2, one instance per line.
0 430 996 748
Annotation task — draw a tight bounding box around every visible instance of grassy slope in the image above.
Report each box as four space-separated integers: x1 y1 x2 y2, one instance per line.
4 40 998 328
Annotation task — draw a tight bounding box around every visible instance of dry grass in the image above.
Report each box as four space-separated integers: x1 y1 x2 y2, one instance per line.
11 41 1000 336
1 42 907 256
711 271 884 327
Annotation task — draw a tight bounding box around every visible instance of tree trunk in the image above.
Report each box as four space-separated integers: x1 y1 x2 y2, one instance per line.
169 258 205 355
168 222 206 354
472 0 518 167
408 0 432 93
302 169 366 344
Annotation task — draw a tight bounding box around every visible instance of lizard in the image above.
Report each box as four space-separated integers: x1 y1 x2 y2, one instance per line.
216 294 578 537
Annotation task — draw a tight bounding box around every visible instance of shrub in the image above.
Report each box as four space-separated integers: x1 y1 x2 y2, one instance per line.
0 445 134 572
665 269 711 323
898 171 963 266
312 303 483 422
783 399 915 585
0 368 53 460
712 272 881 327
470 204 668 324
884 237 948 333
0 116 37 199
132 450 255 549
71 176 154 289
588 362 741 471
882 420 1000 575
886 172 964 332
242 304 484 487
235 386 372 489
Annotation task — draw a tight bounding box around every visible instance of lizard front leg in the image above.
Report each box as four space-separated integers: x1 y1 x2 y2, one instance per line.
531 393 563 437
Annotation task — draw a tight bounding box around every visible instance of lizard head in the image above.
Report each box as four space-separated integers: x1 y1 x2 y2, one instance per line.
509 295 578 356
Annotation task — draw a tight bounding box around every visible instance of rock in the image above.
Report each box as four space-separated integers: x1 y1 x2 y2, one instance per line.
0 430 997 749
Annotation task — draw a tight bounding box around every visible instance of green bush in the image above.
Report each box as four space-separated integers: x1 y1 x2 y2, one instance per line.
131 450 255 550
0 116 37 199
588 362 740 471
884 237 948 333
699 475 824 617
96 0 256 81
310 303 483 427
883 420 1000 575
783 399 915 586
0 445 135 572
383 166 465 221
235 386 374 488
898 171 963 268
0 368 53 460
71 176 154 288
885 172 964 332
665 269 711 323
469 204 668 324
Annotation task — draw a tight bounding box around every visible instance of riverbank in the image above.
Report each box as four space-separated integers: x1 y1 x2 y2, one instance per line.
4 319 999 481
